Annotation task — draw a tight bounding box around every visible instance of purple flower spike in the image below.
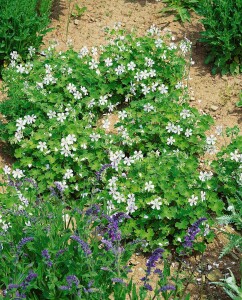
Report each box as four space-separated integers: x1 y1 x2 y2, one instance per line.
144 283 153 291
17 237 34 253
20 271 37 290
183 217 207 248
70 235 92 255
66 275 79 288
160 284 176 292
59 275 79 291
41 249 53 267
96 163 112 180
146 248 164 274
111 278 125 284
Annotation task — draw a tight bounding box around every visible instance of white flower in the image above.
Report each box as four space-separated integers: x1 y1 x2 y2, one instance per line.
206 135 217 145
155 38 163 48
102 118 110 130
145 57 154 67
113 192 126 203
123 157 134 166
89 59 98 69
16 118 26 131
67 83 77 93
104 57 113 67
144 103 154 112
141 85 150 95
63 169 74 179
199 171 213 182
12 169 24 179
14 131 23 142
24 115 36 124
16 64 26 74
57 113 67 123
73 91 82 100
188 195 198 206
91 47 98 56
115 64 125 75
167 136 175 145
230 149 241 162
90 133 101 142
166 122 174 133
144 181 155 192
10 51 19 60
206 145 218 155
43 74 56 85
118 110 127 120
47 110 56 119
201 191 206 201
28 46 35 57
133 150 143 160
185 128 192 137
37 141 47 152
78 46 89 58
2 222 12 232
158 84 168 94
3 165 11 175
180 109 191 119
175 82 184 89
168 42 177 50
160 51 167 60
149 197 162 210
174 125 183 135
140 70 149 80
149 69 156 78
99 95 108 106
215 125 223 136
88 99 95 108
107 200 115 214
127 61 136 71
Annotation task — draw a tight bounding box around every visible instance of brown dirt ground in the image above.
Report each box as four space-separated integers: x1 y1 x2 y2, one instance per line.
0 0 241 299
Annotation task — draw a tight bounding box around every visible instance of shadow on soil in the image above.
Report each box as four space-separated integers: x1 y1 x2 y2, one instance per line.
51 0 66 20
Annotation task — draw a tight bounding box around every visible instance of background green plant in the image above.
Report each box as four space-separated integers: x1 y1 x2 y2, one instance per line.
198 0 242 75
160 0 199 23
0 0 53 68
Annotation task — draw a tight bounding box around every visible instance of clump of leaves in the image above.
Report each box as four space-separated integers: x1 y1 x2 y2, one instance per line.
160 0 199 23
198 0 242 75
0 0 53 69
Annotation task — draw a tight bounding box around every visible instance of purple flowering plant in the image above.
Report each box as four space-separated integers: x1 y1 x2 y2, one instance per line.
0 183 140 299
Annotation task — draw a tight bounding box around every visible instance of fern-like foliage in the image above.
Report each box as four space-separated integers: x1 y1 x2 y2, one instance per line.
217 196 242 258
219 234 242 258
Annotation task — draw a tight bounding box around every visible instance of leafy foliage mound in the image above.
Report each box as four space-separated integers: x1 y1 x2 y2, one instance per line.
198 0 242 74
0 26 240 251
0 0 53 67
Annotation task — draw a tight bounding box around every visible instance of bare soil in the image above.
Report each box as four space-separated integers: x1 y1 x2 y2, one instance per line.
0 0 241 299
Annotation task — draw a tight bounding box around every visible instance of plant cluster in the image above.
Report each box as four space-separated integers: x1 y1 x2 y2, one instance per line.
0 0 53 69
198 0 242 75
0 179 138 299
0 175 208 299
0 25 239 250
160 0 199 23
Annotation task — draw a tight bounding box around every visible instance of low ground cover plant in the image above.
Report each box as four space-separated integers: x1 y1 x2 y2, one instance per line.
198 0 242 75
0 0 53 70
0 25 241 255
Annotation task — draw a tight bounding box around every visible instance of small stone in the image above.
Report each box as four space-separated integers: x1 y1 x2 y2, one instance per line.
74 19 79 25
208 265 212 271
207 269 223 281
210 105 218 111
190 96 195 101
